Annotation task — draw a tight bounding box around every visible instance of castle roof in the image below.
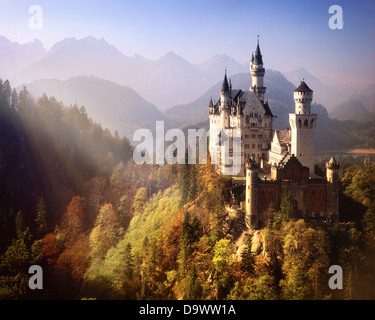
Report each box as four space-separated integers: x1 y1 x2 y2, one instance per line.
209 88 273 117
275 129 291 145
253 42 263 65
221 71 229 92
294 80 313 93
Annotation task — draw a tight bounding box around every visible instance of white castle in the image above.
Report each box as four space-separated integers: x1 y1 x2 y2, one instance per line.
209 38 317 176
208 38 340 229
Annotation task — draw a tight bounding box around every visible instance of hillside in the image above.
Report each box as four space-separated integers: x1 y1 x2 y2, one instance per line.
23 76 168 140
285 67 356 112
329 99 375 121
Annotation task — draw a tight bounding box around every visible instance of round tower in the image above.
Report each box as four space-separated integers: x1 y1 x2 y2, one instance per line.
326 156 340 220
250 37 266 101
293 80 313 114
289 80 317 174
245 157 259 230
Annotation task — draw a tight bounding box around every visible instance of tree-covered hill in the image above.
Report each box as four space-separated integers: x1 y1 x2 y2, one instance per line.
1 78 375 300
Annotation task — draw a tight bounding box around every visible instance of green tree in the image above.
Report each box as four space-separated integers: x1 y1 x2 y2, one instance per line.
183 265 202 300
35 197 47 234
240 236 256 275
15 210 25 236
273 188 298 229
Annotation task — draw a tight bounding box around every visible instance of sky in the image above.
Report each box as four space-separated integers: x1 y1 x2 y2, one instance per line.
0 0 374 89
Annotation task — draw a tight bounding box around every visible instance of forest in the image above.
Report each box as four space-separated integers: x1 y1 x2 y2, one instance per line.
0 78 375 300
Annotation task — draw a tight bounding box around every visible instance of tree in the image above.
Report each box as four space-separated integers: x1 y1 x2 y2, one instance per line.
15 210 25 236
41 233 60 265
123 243 134 282
187 165 198 202
240 236 256 275
273 188 298 229
183 265 202 300
0 228 35 299
60 196 85 244
10 89 18 110
133 187 148 216
89 203 122 259
35 198 47 234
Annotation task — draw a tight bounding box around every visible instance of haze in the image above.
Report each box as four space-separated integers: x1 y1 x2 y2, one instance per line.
0 0 374 91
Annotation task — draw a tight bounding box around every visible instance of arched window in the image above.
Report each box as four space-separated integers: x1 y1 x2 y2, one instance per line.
298 119 302 129
310 119 314 129
303 119 308 129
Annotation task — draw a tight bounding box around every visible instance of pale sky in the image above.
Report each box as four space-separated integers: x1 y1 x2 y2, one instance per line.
0 0 374 89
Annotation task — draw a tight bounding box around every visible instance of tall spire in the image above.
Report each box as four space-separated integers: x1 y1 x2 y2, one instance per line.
221 69 229 92
254 35 263 65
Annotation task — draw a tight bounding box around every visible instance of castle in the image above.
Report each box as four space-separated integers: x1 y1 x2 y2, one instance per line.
208 38 340 229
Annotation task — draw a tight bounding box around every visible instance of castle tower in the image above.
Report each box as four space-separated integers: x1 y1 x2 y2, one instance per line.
250 37 266 101
220 70 231 129
245 157 259 229
289 80 317 174
326 156 340 220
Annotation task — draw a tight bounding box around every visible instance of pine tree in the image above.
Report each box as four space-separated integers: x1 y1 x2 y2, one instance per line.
123 243 134 281
35 198 47 234
183 265 202 300
240 236 256 274
187 165 197 202
15 210 25 236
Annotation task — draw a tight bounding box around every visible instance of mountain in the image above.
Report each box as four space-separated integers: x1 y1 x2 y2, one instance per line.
10 37 214 110
285 67 355 112
0 35 46 80
163 69 296 130
329 99 375 121
348 84 375 113
23 76 167 140
11 37 128 85
195 54 248 82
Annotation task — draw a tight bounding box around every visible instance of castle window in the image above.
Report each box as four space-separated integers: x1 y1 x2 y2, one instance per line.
298 119 302 129
312 190 316 195
245 144 249 149
252 144 255 149
310 119 315 129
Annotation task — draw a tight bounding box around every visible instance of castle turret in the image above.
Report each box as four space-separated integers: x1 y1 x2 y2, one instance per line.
250 37 266 101
326 156 340 220
208 97 214 114
245 157 259 229
289 80 317 174
220 70 231 129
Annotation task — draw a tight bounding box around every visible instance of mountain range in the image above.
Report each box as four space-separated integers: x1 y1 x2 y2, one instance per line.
22 76 167 140
8 36 243 110
4 35 372 113
1 35 374 149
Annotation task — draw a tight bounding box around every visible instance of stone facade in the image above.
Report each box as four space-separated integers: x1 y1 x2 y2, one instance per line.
208 38 340 229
